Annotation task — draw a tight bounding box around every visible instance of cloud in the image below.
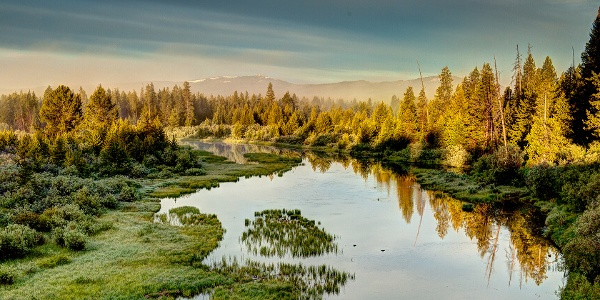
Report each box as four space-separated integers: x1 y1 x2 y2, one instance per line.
0 0 598 89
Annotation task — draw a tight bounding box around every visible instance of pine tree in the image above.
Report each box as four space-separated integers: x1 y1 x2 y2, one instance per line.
574 8 600 145
585 72 600 138
39 85 83 138
510 49 539 147
183 81 195 126
83 85 118 129
265 82 276 103
415 88 428 139
429 67 453 132
398 87 417 138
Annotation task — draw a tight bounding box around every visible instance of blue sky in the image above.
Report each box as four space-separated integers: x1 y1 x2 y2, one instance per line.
0 0 597 90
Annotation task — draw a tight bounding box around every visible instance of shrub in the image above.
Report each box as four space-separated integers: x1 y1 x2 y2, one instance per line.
560 272 600 300
0 224 41 259
184 168 206 176
53 225 87 251
444 145 470 168
117 185 138 202
0 267 15 285
130 163 150 178
42 204 86 229
472 146 523 185
12 210 51 232
63 229 86 251
562 205 600 280
74 187 103 216
559 165 600 212
524 163 559 200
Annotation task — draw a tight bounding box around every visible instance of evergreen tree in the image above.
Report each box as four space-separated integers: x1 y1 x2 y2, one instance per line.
265 82 276 103
585 72 600 138
429 67 453 132
39 85 83 137
398 87 417 138
82 85 118 129
415 88 428 139
509 49 538 147
573 8 600 145
183 81 195 126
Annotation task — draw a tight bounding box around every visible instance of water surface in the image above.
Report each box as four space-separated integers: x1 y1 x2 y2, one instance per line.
160 142 564 299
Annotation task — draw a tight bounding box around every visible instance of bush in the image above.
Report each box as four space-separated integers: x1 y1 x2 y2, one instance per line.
42 204 86 229
74 187 103 216
472 146 523 185
0 267 15 285
560 272 600 300
130 163 150 178
184 168 206 176
524 163 559 200
562 205 600 280
0 224 41 259
12 210 51 232
559 165 600 212
53 225 87 251
117 185 138 202
444 145 470 168
63 229 86 251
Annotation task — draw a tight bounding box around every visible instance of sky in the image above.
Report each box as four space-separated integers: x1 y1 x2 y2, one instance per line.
0 0 598 91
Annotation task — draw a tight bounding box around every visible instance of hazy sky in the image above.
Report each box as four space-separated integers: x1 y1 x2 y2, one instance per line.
1 0 598 90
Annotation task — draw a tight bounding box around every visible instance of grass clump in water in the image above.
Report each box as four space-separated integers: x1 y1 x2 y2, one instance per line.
242 209 338 258
210 257 354 299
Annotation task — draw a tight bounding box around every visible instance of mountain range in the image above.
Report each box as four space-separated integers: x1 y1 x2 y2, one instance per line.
3 75 461 103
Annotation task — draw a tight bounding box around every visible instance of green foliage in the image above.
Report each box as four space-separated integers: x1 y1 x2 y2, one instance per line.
0 224 41 259
0 267 15 285
472 146 524 185
561 272 600 300
563 205 600 281
242 209 338 258
37 254 71 269
524 163 559 200
117 185 139 202
558 164 600 212
39 85 82 137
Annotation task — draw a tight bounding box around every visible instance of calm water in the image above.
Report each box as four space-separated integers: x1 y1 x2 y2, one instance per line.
159 142 564 299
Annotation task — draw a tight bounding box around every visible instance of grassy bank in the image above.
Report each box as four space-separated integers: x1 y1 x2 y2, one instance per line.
147 150 301 198
0 149 314 299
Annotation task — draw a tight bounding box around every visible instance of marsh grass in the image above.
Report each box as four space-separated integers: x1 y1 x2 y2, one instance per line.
210 257 354 300
413 168 526 204
149 152 301 198
242 209 338 258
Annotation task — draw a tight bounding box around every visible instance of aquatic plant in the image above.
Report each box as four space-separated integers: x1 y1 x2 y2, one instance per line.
210 257 354 299
242 209 338 258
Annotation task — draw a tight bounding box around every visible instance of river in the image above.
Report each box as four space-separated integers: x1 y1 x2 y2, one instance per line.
159 141 564 299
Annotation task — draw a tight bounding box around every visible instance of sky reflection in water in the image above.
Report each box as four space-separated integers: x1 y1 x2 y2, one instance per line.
159 142 564 299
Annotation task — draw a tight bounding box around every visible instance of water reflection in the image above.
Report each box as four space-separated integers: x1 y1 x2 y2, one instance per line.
176 141 562 298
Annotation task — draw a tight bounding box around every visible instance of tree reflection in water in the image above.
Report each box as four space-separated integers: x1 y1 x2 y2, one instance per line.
302 154 560 287
185 141 560 289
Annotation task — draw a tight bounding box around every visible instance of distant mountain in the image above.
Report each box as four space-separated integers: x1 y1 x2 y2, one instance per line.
185 75 454 103
2 75 461 104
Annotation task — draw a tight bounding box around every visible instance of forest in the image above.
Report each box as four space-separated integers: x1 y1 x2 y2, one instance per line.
0 7 599 300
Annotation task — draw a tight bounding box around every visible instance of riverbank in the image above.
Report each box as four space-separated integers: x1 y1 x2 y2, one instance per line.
0 151 308 299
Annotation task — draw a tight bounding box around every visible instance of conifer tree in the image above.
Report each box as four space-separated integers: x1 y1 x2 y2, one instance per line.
575 8 600 144
183 81 195 126
39 85 82 138
415 88 428 139
83 85 118 129
398 87 417 138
